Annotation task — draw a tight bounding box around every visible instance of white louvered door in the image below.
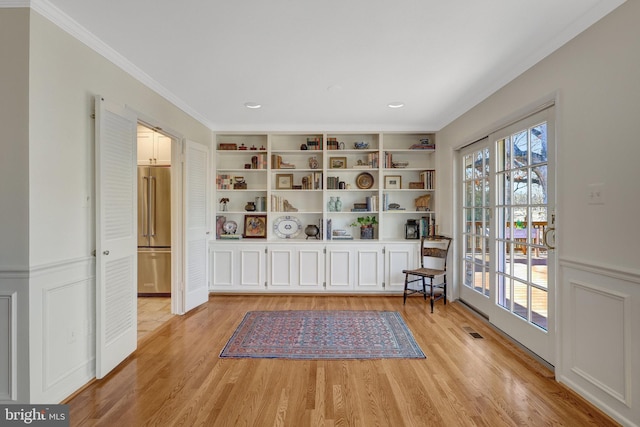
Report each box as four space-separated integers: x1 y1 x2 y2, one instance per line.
95 96 138 378
184 140 210 311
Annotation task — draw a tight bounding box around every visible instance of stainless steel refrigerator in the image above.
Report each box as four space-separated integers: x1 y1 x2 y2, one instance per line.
138 166 171 295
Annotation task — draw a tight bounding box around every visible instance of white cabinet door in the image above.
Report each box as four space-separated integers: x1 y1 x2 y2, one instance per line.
155 135 172 165
297 245 324 289
137 131 172 165
210 244 265 291
210 245 234 290
385 243 418 292
355 246 384 291
137 131 155 165
268 245 324 290
238 245 265 290
326 245 354 291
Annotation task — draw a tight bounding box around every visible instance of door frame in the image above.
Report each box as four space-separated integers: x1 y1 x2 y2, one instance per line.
452 93 559 367
135 114 188 315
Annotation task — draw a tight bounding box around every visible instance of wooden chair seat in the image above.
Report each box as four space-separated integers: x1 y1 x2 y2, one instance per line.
403 236 452 312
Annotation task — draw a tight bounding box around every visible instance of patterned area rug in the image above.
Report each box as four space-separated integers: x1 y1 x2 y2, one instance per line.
219 310 425 359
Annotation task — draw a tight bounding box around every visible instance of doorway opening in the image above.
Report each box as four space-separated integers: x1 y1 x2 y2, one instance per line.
136 123 174 340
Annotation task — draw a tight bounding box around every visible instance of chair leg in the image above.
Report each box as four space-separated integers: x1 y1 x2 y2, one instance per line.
403 273 408 305
422 277 427 300
430 280 434 313
443 274 447 306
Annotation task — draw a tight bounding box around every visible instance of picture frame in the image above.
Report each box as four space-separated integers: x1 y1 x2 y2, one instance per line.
384 175 402 189
275 174 293 189
329 157 347 169
243 214 267 238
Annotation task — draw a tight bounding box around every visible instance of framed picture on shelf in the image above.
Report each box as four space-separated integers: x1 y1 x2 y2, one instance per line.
275 173 293 189
243 214 267 238
385 175 402 189
329 157 347 169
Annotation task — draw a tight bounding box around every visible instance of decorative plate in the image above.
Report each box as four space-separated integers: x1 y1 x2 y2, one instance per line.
356 172 374 189
273 216 302 239
223 220 238 234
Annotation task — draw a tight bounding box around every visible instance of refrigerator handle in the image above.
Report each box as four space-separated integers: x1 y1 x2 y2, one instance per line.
142 176 149 237
150 176 157 237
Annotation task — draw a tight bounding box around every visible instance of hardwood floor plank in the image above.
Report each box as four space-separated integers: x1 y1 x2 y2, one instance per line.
64 295 619 426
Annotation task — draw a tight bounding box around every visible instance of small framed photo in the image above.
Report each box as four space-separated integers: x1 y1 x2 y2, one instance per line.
384 175 402 189
244 214 267 238
330 157 347 169
276 174 293 189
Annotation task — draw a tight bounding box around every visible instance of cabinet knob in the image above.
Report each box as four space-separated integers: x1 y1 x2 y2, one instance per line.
103 250 110 256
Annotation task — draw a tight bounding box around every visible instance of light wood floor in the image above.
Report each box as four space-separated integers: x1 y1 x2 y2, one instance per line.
66 295 618 426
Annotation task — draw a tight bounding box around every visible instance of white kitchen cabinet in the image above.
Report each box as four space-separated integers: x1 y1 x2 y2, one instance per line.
138 130 172 165
268 244 324 291
210 244 265 291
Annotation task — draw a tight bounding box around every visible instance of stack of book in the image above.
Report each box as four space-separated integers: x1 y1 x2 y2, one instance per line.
301 172 323 189
250 153 267 169
326 137 339 150
420 170 436 189
216 174 234 189
219 234 242 240
327 176 341 189
306 137 322 150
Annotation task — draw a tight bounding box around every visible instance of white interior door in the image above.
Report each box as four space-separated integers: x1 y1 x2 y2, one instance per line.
184 139 210 312
95 96 138 378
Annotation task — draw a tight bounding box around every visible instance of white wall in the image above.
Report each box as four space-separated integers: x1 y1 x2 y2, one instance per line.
437 1 640 425
0 8 31 404
14 9 211 403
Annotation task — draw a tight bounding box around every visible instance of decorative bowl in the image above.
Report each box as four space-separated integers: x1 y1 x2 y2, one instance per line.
354 142 369 149
333 229 347 236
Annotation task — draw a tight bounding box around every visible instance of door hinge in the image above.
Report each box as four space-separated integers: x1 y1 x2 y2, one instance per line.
382 247 386 254
265 247 268 254
382 282 386 288
90 113 95 119
323 281 326 288
264 281 268 288
323 248 326 254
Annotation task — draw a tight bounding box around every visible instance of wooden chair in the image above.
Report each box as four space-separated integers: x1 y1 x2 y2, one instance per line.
402 236 453 312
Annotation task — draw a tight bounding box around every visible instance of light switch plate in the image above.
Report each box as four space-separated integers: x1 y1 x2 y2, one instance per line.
587 183 604 205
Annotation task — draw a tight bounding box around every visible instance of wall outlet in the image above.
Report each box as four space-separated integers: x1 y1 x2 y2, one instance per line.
587 183 605 205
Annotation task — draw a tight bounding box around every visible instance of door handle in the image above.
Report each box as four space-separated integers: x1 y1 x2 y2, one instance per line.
150 176 157 237
142 176 149 237
543 213 556 250
103 250 110 256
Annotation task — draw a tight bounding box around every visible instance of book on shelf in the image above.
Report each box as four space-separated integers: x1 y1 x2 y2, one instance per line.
409 144 435 150
219 234 242 239
331 235 354 240
420 169 436 190
306 137 321 150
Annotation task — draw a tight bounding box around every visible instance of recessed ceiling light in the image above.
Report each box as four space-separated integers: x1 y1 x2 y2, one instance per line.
388 102 405 109
244 102 262 109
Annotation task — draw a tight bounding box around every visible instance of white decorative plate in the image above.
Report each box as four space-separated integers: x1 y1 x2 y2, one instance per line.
223 220 238 234
273 216 302 239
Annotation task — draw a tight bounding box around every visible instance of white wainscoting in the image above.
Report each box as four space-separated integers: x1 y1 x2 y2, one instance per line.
0 290 17 401
0 269 28 403
29 257 95 403
559 258 640 427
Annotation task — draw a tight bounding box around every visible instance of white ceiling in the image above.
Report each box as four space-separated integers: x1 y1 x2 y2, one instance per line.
39 0 625 131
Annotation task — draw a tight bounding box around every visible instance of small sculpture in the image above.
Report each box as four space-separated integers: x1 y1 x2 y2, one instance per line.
415 194 431 211
283 200 298 212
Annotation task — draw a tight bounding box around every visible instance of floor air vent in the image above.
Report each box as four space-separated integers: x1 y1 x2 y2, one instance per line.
462 326 484 339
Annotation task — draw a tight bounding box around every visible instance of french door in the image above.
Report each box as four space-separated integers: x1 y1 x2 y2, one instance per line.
459 107 556 365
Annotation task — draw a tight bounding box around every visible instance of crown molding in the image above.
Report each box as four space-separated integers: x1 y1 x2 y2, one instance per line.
0 1 30 7
27 0 215 130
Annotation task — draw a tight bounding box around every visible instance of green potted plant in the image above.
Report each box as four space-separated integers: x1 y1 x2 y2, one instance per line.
350 216 378 239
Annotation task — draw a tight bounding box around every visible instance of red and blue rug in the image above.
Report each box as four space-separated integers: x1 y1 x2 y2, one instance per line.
219 310 425 359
